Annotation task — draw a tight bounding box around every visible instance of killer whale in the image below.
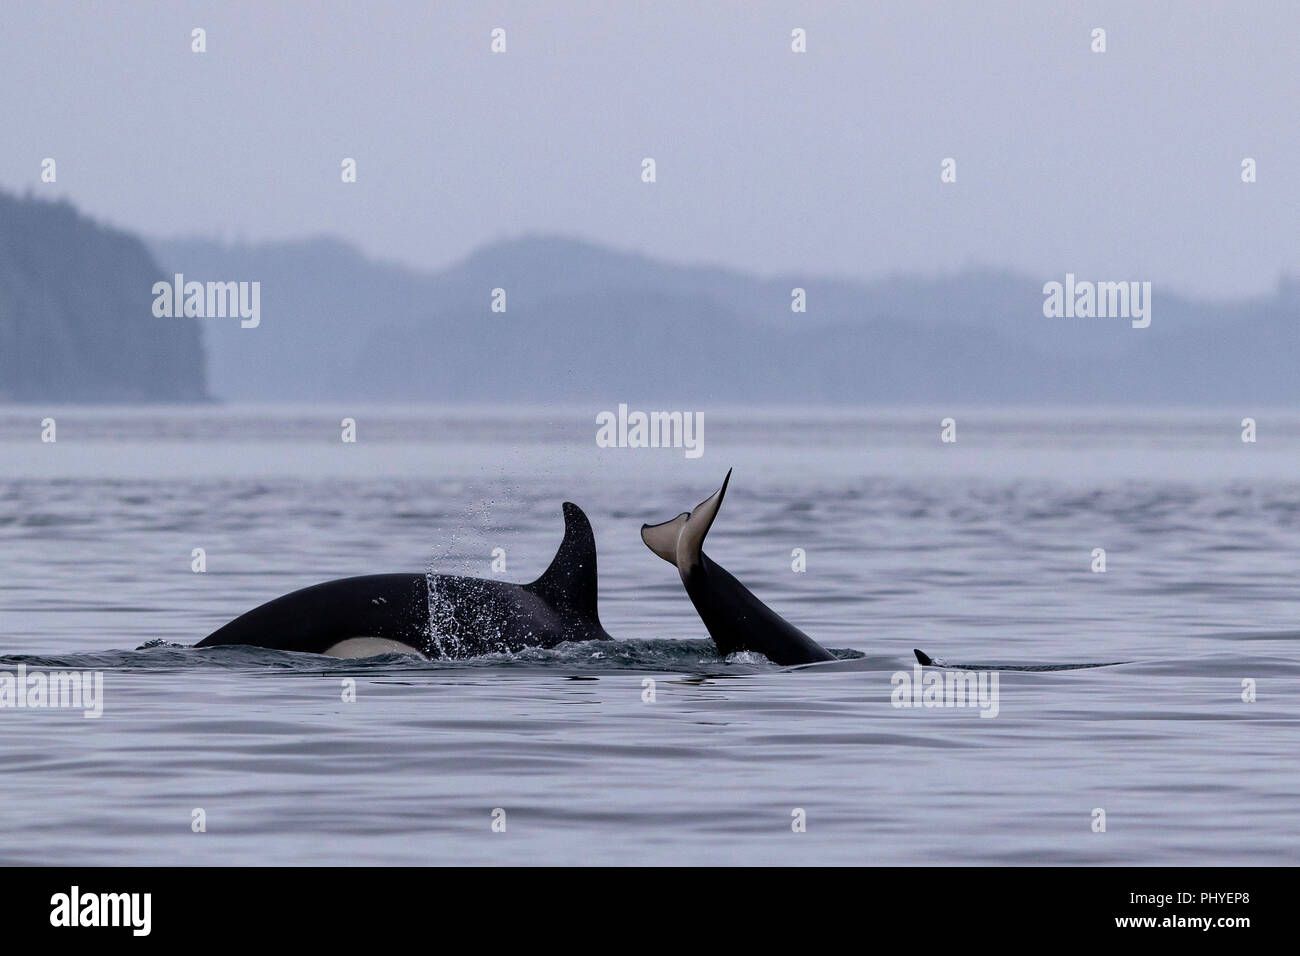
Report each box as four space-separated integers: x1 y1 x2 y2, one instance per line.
196 502 611 658
641 470 836 666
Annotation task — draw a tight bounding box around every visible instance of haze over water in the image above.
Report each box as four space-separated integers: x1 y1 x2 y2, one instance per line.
2 406 1297 865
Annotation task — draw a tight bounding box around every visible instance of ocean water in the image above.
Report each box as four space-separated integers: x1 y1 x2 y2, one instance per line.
2 405 1298 865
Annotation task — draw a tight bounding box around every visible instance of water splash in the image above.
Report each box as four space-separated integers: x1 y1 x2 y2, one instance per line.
16 638 864 674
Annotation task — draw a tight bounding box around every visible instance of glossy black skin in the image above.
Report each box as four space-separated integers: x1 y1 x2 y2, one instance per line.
196 502 610 658
196 573 429 654
683 553 836 666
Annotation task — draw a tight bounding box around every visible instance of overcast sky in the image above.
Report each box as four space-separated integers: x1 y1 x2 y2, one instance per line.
2 1 1296 296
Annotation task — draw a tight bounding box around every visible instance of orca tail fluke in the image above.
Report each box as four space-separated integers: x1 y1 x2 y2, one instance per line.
640 511 689 565
640 468 732 575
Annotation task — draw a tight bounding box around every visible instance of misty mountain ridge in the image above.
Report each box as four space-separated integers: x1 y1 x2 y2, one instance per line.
0 185 1290 407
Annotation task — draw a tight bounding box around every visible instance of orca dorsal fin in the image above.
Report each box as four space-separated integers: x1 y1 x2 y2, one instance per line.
528 502 601 622
640 469 731 576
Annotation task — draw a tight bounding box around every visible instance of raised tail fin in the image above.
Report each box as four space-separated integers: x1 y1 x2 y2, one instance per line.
641 512 689 564
640 468 731 575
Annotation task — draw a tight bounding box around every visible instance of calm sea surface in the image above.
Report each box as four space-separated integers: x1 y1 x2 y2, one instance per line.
2 406 1298 865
